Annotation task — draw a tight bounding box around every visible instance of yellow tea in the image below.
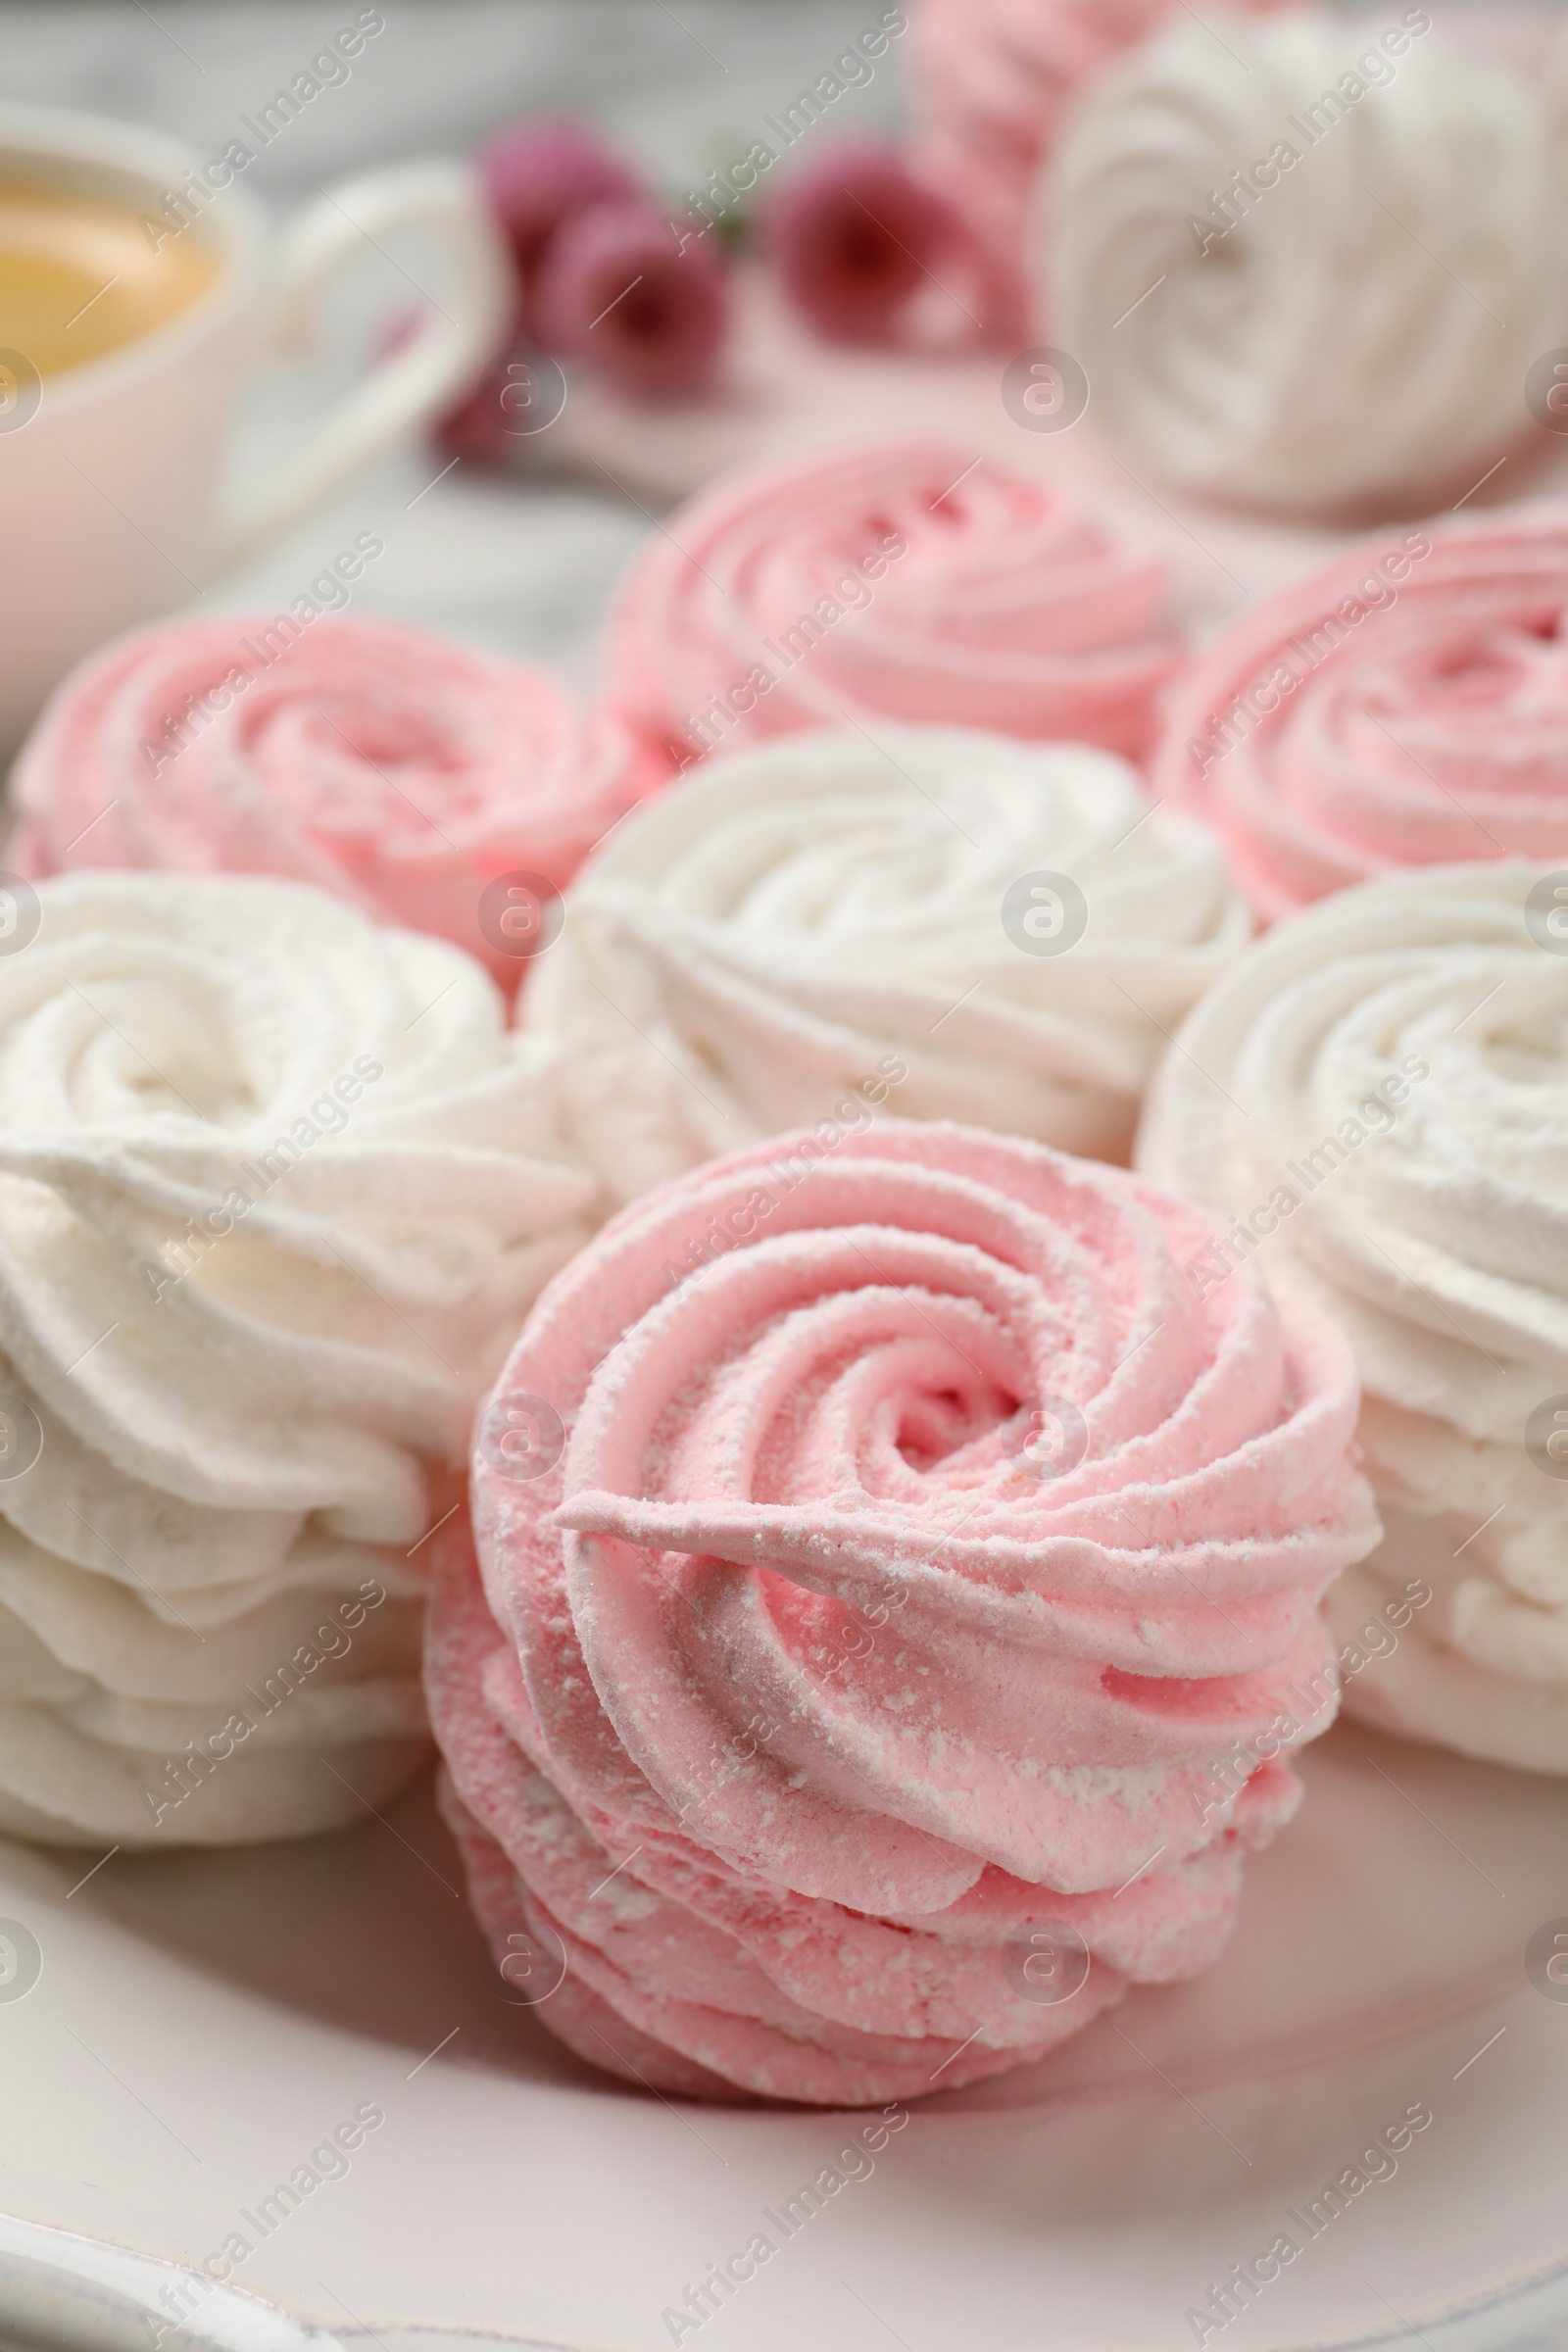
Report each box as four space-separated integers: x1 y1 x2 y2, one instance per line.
0 178 219 376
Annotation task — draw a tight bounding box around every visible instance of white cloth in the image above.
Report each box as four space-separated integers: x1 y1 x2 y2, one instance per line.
523 725 1250 1200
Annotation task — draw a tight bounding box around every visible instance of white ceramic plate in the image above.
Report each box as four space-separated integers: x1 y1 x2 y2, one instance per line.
2 1718 1565 2352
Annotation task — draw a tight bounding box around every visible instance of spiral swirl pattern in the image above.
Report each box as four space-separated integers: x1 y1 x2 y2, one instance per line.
1047 13 1565 515
10 613 655 984
523 725 1250 1198
1139 862 1568 1773
1156 519 1568 920
429 1118 1375 2102
907 0 1289 342
602 440 1182 770
0 873 596 1845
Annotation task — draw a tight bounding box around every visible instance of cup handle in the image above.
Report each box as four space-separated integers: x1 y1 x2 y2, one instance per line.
216 158 511 568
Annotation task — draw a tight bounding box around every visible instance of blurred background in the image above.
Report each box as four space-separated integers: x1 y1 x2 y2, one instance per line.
0 3 920 694
0 3 906 189
15 0 1550 724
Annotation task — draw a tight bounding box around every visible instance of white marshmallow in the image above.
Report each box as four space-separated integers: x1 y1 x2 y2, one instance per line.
0 874 597 1843
523 726 1250 1201
1138 861 1568 1772
1045 12 1567 515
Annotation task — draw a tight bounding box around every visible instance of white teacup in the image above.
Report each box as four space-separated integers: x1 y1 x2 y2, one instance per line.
0 99 511 749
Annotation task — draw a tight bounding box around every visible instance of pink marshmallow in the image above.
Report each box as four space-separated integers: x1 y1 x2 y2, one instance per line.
906 0 1292 344
1154 516 1568 921
427 1117 1378 2103
602 438 1184 775
10 612 660 985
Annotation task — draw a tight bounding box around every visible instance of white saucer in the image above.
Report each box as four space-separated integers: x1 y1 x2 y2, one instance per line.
1 1717 1565 2352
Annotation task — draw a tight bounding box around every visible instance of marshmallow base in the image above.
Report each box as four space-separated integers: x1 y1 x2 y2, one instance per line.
0 1723 427 1849
429 1498 1308 2108
1331 1536 1568 1780
0 1518 430 1845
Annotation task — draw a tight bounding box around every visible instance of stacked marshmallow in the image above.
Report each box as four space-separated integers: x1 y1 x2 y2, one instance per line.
428 1118 1377 2103
9 614 656 985
603 440 1183 769
907 0 1289 342
0 874 596 1845
522 726 1250 1199
1158 517 1568 920
1047 11 1566 516
1139 864 1568 1774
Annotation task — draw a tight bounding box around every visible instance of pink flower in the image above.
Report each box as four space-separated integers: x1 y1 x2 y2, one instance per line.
478 117 644 307
436 337 564 465
533 203 728 401
763 142 960 345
